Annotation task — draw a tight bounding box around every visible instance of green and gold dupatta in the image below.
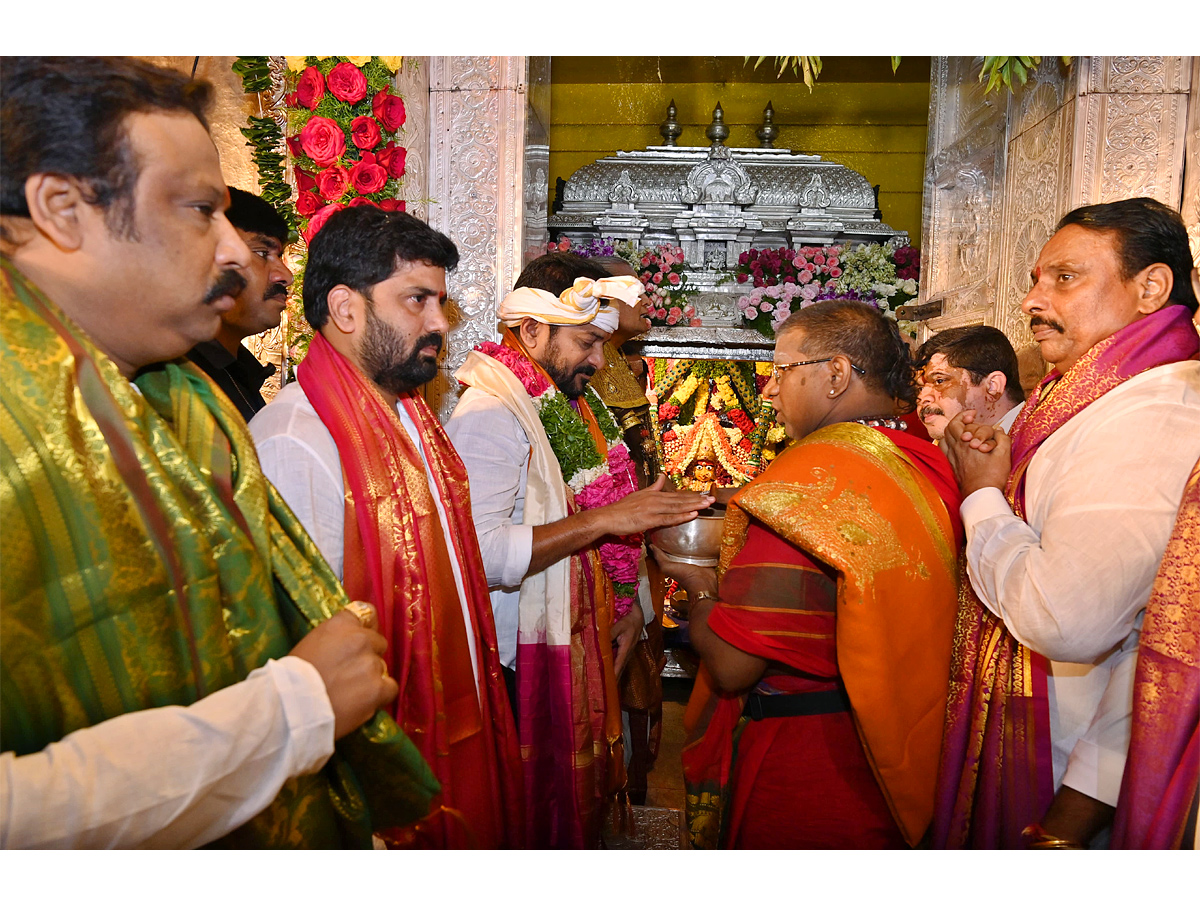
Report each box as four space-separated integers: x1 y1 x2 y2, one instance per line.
0 256 438 847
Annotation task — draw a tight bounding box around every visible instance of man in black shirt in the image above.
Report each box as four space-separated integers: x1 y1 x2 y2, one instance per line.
187 187 292 420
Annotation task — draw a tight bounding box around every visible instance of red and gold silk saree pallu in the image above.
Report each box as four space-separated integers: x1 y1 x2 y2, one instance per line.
0 258 438 848
683 423 960 849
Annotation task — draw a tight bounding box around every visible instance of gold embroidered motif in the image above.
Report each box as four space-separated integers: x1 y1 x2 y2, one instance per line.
590 343 651 409
742 480 912 589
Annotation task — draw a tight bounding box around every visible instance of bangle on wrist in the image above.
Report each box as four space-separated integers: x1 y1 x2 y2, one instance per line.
1021 823 1084 849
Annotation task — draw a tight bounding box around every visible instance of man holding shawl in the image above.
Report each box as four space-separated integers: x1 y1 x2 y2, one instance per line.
936 197 1200 849
445 257 712 848
1 56 435 849
250 207 522 849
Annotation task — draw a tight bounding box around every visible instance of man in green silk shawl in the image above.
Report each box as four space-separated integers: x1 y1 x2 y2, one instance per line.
0 56 437 848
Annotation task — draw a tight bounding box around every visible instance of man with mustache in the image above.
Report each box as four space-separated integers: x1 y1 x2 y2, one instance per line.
934 197 1200 849
914 324 1025 442
187 187 293 421
1 56 428 849
445 252 712 847
250 206 522 848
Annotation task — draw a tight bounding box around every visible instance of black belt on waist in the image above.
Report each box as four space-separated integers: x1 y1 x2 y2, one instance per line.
743 688 849 720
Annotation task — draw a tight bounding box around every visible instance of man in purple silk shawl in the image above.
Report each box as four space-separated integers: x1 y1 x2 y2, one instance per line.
938 197 1200 848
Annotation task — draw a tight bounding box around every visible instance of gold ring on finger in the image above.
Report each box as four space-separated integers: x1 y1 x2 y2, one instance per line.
345 600 376 629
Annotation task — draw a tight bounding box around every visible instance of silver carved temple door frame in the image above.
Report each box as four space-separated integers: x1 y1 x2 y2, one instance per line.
418 56 552 420
919 56 1198 383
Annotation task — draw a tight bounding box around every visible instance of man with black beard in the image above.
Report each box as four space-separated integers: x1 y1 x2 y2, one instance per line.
187 187 293 420
445 253 711 847
250 207 524 848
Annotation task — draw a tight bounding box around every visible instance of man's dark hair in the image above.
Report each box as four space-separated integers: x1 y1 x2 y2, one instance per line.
1057 197 1198 313
226 187 289 246
593 255 637 277
1 56 212 239
915 325 1024 406
776 300 918 411
303 206 459 330
514 251 609 294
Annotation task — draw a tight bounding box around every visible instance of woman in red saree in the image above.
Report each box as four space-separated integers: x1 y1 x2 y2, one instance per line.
656 301 963 849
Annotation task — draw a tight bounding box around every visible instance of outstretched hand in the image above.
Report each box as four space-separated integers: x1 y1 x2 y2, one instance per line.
941 409 1013 497
596 474 715 537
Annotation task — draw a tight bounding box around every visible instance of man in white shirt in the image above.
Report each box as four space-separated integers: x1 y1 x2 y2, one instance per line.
444 253 712 847
249 206 522 849
1 57 406 849
914 324 1026 441
939 197 1200 848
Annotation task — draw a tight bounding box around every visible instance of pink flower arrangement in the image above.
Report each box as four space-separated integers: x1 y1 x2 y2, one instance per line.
636 244 699 327
893 244 921 282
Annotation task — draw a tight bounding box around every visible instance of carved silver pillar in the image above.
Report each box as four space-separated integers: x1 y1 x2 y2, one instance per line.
1181 57 1200 267
921 56 1197 360
395 57 431 222
423 56 550 420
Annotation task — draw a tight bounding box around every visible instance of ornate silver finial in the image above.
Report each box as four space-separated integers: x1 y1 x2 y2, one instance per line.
659 99 683 147
756 101 778 149
706 102 729 147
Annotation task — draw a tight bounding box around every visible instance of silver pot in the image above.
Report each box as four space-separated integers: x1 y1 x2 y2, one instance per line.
648 505 726 567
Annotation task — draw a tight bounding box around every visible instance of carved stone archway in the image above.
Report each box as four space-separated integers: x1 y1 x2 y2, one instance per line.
919 56 1197 363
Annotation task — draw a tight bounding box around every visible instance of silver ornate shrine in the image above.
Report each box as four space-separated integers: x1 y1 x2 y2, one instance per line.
549 103 908 356
550 103 907 294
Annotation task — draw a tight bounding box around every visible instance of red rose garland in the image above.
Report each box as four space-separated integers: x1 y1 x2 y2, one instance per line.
326 62 368 104
286 57 408 244
350 115 381 150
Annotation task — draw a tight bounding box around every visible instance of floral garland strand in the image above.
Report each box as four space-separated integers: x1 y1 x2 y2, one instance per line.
475 342 641 614
232 57 303 243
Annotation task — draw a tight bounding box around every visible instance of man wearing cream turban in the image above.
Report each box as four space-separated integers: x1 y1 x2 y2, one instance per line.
446 252 711 848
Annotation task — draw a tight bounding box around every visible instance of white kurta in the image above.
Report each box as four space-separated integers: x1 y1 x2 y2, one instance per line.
248 381 481 688
444 380 654 670
0 656 334 848
961 360 1200 806
443 386 535 669
996 400 1025 433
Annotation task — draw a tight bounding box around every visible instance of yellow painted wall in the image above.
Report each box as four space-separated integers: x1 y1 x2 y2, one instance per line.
550 57 930 246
